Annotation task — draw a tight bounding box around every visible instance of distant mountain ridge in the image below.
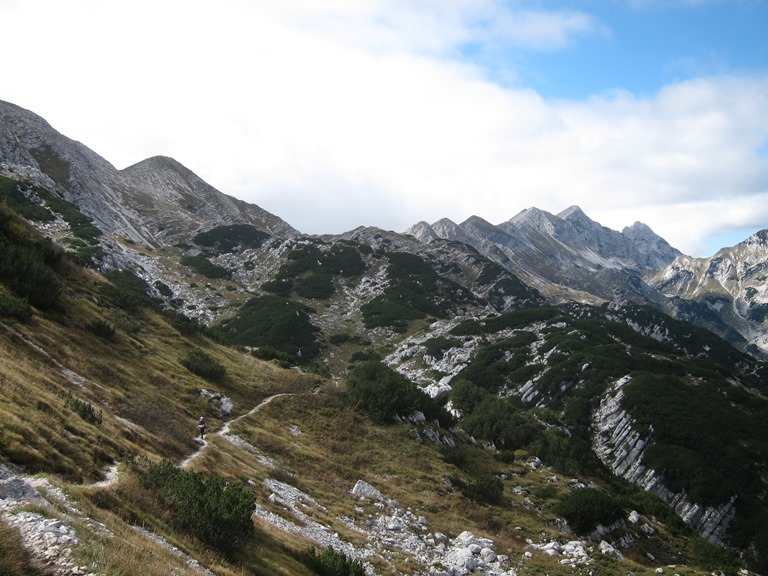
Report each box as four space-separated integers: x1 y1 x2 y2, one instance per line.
0 100 297 250
2 98 767 357
406 208 768 358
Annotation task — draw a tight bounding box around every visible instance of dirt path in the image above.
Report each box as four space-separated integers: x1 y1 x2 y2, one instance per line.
180 393 290 469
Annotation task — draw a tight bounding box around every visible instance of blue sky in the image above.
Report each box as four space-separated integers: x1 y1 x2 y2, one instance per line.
509 1 768 99
2 0 767 256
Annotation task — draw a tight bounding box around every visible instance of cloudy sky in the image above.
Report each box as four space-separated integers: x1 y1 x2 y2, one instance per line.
2 0 767 256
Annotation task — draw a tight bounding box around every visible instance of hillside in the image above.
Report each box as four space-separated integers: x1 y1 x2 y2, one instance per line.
1 99 767 575
1 172 766 576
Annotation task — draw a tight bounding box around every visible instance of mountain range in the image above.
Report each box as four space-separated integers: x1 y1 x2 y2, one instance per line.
1 98 767 575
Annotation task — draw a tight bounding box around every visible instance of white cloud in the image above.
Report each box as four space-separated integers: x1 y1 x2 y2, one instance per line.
1 1 766 257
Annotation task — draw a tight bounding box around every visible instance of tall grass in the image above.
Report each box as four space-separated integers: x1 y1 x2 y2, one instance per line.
0 521 43 576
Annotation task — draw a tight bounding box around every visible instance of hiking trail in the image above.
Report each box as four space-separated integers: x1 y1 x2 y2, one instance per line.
180 393 290 469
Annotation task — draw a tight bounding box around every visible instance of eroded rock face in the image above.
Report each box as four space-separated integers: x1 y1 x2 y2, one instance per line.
591 376 736 543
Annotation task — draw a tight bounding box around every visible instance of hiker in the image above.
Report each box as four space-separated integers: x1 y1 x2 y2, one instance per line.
198 416 206 438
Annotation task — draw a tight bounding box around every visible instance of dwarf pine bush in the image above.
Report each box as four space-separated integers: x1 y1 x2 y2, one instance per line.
181 350 226 381
139 460 254 555
298 546 365 576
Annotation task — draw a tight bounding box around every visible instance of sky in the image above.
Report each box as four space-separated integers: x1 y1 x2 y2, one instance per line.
2 0 767 257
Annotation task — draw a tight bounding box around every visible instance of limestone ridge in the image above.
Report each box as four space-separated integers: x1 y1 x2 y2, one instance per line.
0 100 298 250
406 208 768 358
591 377 736 544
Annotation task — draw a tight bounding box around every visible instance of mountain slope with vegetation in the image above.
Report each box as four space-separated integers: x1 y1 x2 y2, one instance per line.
1 99 767 575
0 170 766 575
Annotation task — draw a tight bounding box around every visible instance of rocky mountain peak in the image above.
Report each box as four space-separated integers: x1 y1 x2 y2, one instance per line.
404 221 439 243
507 207 560 235
557 204 591 223
0 100 298 249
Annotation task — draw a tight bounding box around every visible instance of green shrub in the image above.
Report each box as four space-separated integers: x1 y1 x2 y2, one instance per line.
266 241 367 300
345 360 452 425
153 280 173 297
0 175 53 222
298 546 365 576
0 208 63 310
440 446 471 469
181 350 226 381
349 350 382 363
212 295 320 362
0 173 104 259
494 449 516 463
62 392 102 427
361 252 472 330
295 272 334 299
422 336 460 359
250 346 293 367
180 255 231 279
329 333 353 345
449 379 488 414
346 361 420 423
461 475 504 504
460 397 538 448
85 319 115 340
192 224 270 253
101 270 153 311
0 291 32 321
622 372 763 506
139 460 254 555
163 309 209 336
555 488 624 534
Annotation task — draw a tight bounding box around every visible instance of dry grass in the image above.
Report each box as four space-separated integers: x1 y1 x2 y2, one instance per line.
0 520 44 576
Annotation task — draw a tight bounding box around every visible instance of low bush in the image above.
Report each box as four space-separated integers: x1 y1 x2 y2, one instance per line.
345 360 452 426
0 208 63 310
181 350 226 381
139 460 255 555
0 291 32 321
192 224 270 253
346 361 420 423
297 546 365 576
250 346 293 367
212 295 321 362
153 280 173 297
461 475 504 504
180 255 231 279
440 446 471 469
62 392 102 427
101 270 153 311
555 488 624 534
85 319 115 340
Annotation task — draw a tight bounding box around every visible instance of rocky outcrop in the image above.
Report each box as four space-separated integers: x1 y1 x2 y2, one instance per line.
254 477 520 575
591 377 737 543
